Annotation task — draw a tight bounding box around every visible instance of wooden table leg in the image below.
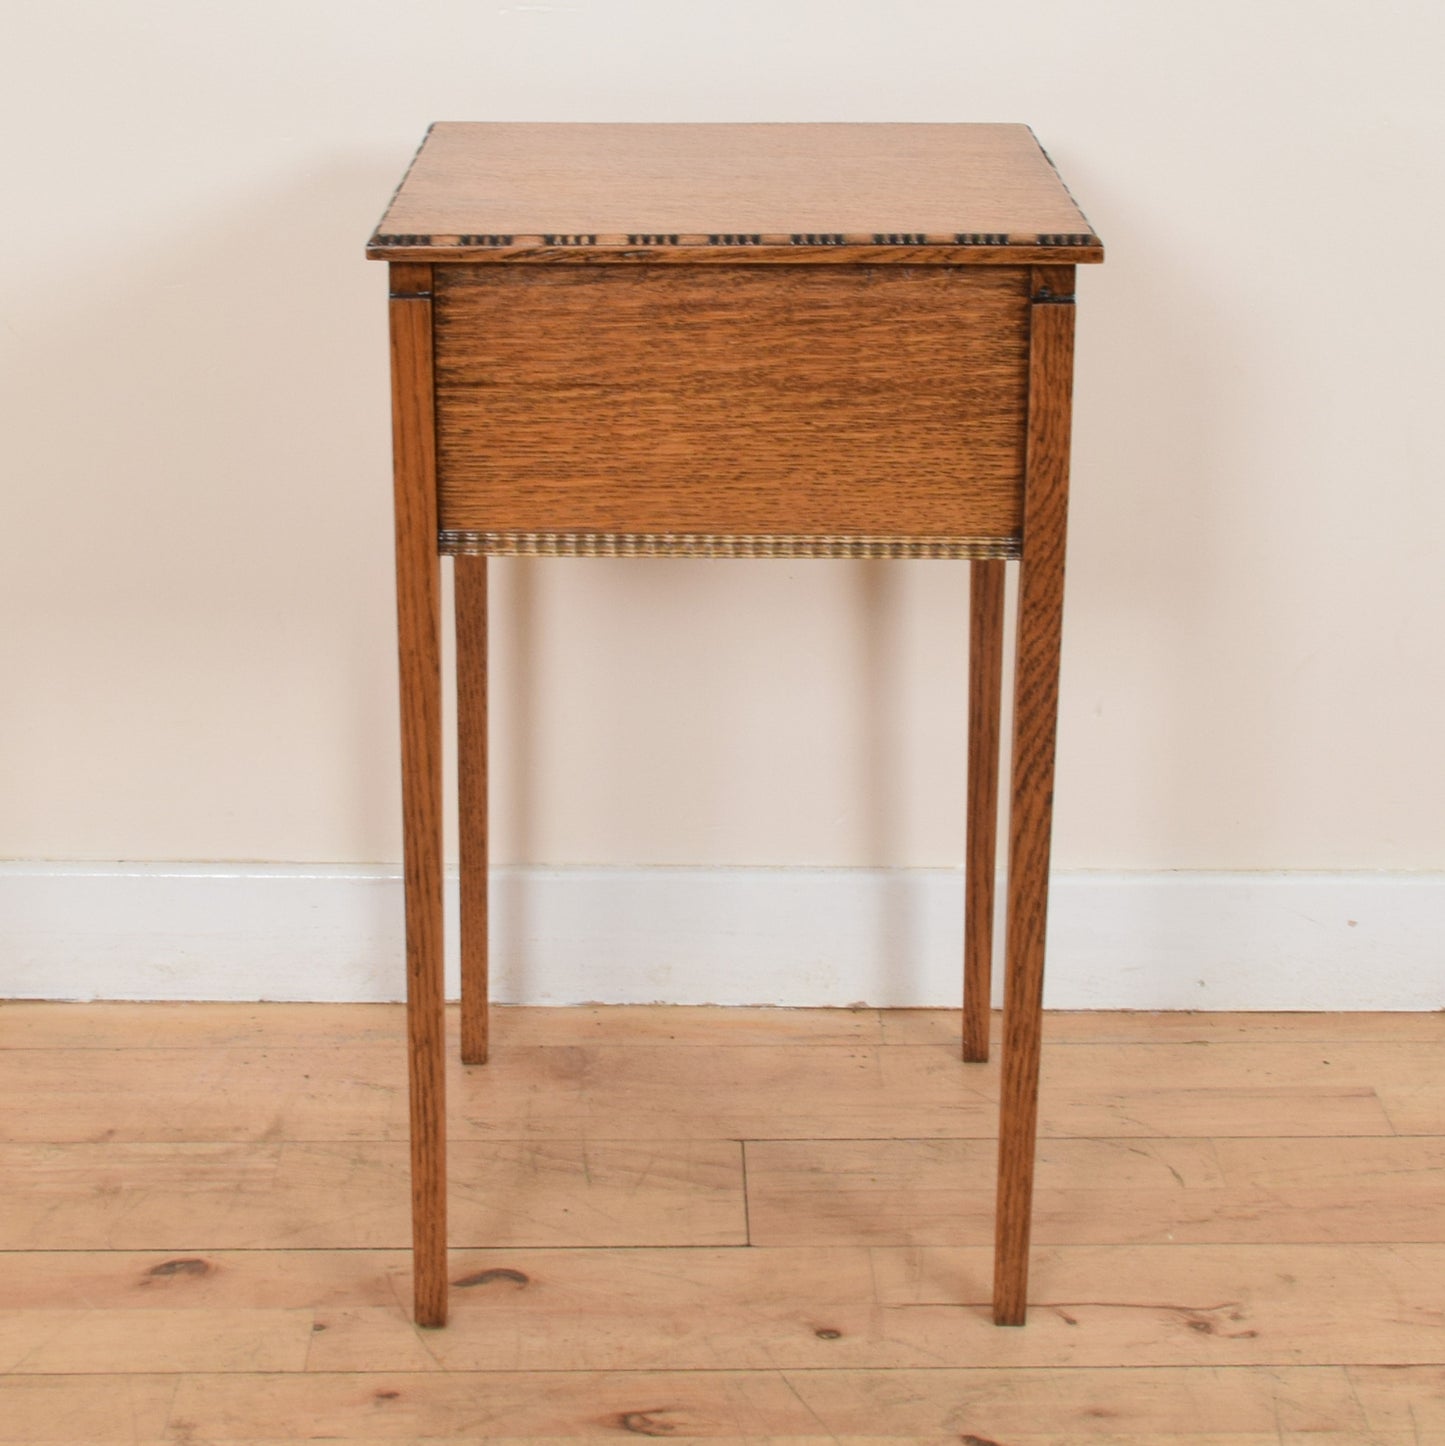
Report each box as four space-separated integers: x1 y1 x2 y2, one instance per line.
389 262 447 1328
964 559 1005 1063
456 554 489 1066
993 272 1075 1326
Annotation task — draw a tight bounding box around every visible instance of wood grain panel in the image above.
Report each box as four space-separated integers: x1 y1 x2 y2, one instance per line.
433 264 1029 542
367 122 1103 264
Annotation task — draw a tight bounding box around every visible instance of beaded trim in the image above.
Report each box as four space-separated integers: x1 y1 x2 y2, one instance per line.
371 230 1100 252
439 530 1020 560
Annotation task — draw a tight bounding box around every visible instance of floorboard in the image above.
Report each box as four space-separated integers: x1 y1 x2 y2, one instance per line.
0 1003 1440 1440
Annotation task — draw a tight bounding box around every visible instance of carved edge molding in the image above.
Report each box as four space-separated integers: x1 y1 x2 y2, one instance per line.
438 531 1022 560
373 230 1100 249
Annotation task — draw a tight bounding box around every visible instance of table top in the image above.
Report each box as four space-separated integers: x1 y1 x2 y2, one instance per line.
367 123 1101 265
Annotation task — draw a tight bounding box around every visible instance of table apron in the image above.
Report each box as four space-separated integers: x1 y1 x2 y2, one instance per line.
431 263 1031 547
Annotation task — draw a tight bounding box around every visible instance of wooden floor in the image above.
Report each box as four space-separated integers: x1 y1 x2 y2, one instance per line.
0 1004 1443 1443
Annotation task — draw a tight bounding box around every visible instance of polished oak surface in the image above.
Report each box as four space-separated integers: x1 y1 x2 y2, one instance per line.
371 122 1102 1330
434 263 1031 544
369 122 1102 264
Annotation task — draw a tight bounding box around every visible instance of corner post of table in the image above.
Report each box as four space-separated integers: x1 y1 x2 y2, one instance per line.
455 553 489 1065
993 264 1076 1326
964 558 1005 1062
388 260 448 1327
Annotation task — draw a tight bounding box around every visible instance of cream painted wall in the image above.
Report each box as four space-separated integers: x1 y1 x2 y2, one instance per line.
2 0 1442 872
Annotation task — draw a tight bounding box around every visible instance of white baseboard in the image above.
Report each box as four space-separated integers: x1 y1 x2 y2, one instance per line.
0 863 1439 1009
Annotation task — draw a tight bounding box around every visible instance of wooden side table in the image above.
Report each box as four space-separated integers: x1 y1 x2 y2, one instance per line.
367 123 1103 1329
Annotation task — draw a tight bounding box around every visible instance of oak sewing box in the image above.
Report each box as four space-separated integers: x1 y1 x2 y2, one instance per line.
366 121 1103 1327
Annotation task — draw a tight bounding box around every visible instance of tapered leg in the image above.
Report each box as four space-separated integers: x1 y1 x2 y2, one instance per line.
964 559 1005 1063
389 263 447 1328
993 274 1075 1326
456 554 489 1065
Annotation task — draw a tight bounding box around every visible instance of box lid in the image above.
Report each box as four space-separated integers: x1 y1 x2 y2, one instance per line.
367 122 1101 264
